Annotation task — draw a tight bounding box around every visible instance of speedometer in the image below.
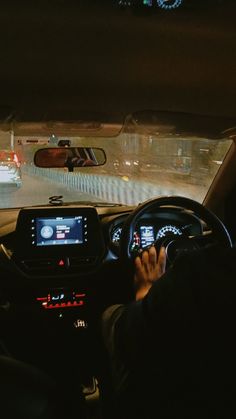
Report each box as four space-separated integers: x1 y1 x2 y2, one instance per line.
111 225 141 251
156 225 182 239
157 0 183 10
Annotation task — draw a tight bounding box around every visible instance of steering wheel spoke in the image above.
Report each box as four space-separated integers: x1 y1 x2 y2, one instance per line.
191 231 219 248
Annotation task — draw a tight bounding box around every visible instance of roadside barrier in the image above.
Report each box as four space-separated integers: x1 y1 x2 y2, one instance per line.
22 165 204 205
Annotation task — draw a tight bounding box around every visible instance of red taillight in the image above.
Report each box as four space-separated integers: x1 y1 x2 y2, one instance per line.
13 153 19 165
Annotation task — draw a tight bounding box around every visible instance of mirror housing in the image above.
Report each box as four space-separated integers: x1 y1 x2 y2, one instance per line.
34 147 106 172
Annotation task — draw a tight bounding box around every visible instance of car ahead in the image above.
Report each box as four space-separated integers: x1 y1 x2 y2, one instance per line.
0 149 22 189
0 149 20 167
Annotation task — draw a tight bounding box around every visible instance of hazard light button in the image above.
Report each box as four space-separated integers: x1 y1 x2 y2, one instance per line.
57 258 67 268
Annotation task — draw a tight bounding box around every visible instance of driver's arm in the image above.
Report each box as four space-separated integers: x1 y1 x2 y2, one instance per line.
101 244 232 366
134 246 166 301
100 243 236 419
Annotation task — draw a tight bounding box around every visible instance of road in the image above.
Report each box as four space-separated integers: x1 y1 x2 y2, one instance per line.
0 172 98 208
0 167 208 209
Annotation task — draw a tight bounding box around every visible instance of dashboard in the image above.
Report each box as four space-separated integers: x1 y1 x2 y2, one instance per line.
0 205 203 279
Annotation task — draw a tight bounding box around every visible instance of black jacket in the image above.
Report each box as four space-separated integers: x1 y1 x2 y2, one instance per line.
102 245 236 418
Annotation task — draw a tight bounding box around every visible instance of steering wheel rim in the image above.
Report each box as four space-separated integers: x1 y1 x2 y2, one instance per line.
120 196 232 262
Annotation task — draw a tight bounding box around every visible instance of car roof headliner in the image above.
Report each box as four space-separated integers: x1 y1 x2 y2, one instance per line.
0 0 236 122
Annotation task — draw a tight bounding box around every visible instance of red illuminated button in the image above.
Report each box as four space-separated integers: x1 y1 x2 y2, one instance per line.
58 259 65 267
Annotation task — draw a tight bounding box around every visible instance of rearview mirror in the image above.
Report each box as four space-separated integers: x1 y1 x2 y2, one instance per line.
34 147 106 172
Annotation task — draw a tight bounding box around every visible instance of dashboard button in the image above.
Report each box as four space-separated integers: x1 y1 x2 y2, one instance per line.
22 259 54 269
56 258 68 268
69 256 96 266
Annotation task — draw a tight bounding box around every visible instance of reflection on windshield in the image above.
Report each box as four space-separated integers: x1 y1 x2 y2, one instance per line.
0 129 232 208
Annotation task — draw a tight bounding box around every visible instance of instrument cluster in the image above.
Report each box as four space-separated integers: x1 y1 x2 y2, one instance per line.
110 209 203 253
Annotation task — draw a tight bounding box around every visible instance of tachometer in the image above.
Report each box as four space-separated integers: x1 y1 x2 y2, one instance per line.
157 0 183 10
156 225 182 239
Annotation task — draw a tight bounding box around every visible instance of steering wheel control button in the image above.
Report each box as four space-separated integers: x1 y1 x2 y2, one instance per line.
165 238 199 262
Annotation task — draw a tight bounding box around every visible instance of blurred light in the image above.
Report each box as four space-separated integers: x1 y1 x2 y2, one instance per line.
212 160 222 165
122 176 129 182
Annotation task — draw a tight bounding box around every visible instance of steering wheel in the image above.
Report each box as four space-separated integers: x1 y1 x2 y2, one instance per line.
120 196 232 265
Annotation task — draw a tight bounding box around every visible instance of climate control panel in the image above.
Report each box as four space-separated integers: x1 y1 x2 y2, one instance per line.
36 289 86 310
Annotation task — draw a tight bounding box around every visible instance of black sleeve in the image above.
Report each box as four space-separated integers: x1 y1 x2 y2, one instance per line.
109 245 236 367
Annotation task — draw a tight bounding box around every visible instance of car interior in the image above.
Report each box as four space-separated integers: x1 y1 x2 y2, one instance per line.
0 1 236 418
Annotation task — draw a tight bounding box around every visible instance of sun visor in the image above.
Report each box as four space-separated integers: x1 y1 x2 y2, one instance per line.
123 110 236 139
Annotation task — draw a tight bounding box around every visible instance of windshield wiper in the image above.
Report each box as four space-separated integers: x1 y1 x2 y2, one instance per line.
19 199 125 209
64 200 124 207
48 197 123 207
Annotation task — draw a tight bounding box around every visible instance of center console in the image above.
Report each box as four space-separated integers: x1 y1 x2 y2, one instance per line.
13 206 106 276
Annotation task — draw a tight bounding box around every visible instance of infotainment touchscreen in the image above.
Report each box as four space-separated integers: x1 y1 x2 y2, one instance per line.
33 216 87 246
15 208 105 270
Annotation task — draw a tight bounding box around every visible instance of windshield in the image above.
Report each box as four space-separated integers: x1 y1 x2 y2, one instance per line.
0 122 232 208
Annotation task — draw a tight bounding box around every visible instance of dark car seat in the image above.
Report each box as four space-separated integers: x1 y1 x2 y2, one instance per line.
0 355 86 419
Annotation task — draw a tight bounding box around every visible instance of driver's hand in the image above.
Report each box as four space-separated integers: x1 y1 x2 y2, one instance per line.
134 246 166 301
